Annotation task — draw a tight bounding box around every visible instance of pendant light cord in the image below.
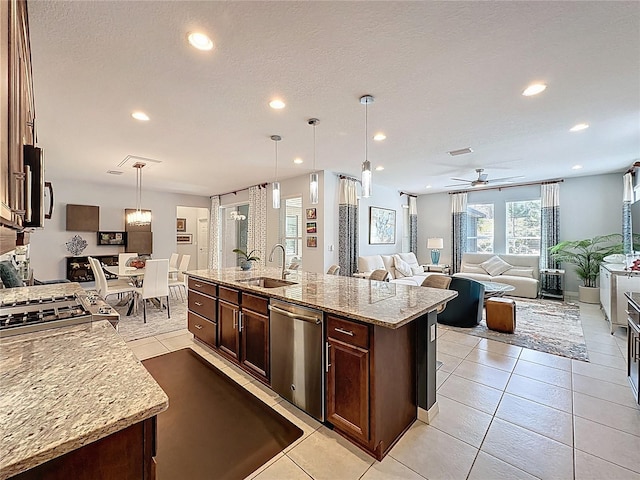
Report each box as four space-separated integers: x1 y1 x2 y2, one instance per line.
313 123 317 171
365 100 368 162
274 140 278 180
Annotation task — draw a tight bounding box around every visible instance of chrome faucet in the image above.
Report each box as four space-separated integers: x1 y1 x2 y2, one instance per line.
268 243 289 279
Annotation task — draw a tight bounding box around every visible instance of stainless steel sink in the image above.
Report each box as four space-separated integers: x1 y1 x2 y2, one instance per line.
237 277 297 288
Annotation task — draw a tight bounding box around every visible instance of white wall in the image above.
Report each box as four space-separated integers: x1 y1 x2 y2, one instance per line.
29 177 209 281
176 206 209 270
416 173 623 293
358 184 406 257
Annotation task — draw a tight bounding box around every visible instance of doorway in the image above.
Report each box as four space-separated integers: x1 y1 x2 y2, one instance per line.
176 206 210 270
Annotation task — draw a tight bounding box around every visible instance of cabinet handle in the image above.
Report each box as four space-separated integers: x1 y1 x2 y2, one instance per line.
334 327 354 336
635 337 640 361
194 324 203 330
233 310 237 329
326 343 331 372
195 301 203 306
194 283 203 287
238 312 243 332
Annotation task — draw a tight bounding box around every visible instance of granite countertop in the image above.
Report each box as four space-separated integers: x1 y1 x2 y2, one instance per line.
0 321 168 479
0 282 86 304
186 267 457 329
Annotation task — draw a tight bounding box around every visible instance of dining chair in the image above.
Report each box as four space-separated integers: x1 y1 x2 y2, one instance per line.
118 253 139 274
421 275 452 313
369 269 390 282
169 254 190 302
134 259 170 323
326 264 340 275
89 257 135 302
169 253 179 280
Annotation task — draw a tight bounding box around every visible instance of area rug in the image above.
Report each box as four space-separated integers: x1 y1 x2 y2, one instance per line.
441 297 589 361
143 349 303 480
107 295 188 342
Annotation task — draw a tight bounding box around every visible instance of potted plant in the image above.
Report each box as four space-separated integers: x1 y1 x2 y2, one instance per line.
232 248 260 271
549 233 623 303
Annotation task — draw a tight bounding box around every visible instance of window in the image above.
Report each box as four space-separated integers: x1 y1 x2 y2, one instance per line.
282 197 303 267
506 200 541 254
467 203 494 253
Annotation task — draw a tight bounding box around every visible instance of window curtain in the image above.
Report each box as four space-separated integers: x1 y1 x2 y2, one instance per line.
208 195 220 269
338 177 359 276
623 173 633 254
540 182 560 292
451 192 467 274
409 196 418 255
247 185 267 266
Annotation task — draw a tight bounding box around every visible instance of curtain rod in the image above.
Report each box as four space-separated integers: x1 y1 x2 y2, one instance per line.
337 174 361 184
399 191 417 198
213 183 268 199
448 178 563 195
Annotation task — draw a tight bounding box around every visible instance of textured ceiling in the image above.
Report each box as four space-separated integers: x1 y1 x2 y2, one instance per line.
27 1 640 197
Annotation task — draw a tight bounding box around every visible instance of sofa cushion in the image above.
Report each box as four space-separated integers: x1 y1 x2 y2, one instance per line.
381 255 397 278
461 264 486 275
410 265 424 275
393 254 412 277
504 267 534 278
481 256 512 276
0 260 24 288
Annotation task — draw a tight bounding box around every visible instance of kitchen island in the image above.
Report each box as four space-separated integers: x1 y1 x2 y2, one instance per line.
0 320 168 479
185 267 457 459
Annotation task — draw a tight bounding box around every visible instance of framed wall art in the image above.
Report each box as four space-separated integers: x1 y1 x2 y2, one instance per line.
177 233 192 244
307 236 317 248
176 218 186 232
369 206 396 244
306 208 317 220
306 222 317 234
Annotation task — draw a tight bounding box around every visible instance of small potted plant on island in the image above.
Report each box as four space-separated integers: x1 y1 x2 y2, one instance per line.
233 248 260 271
549 233 622 304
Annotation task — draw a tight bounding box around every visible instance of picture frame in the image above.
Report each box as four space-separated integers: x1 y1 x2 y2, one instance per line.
176 218 186 232
97 231 127 246
306 222 317 234
177 233 192 244
306 208 317 220
369 206 396 244
306 236 317 248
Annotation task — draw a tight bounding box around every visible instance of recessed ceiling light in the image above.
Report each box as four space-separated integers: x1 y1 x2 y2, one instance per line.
187 32 214 51
572 164 583 170
131 111 149 121
448 147 473 156
425 185 432 189
293 158 303 164
570 123 589 132
269 99 285 109
373 133 386 141
375 166 384 171
522 83 547 96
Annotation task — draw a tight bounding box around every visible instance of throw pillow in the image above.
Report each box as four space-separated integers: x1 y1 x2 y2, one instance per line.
480 256 512 276
393 255 412 277
461 265 486 274
410 265 424 275
504 267 534 278
0 260 24 288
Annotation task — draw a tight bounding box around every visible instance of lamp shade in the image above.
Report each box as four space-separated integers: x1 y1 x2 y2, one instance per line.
427 237 444 249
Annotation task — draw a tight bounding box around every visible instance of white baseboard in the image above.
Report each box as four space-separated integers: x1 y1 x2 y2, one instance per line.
418 402 439 424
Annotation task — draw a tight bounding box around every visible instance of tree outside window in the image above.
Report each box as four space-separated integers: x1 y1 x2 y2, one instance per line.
467 204 494 253
506 200 541 254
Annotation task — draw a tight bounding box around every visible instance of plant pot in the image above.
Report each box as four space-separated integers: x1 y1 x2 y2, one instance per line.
240 261 252 271
578 285 600 304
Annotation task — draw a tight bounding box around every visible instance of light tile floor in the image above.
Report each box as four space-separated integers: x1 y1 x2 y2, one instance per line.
127 302 640 480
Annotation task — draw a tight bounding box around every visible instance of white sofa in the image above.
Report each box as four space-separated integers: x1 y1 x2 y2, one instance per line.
358 253 437 286
453 253 539 298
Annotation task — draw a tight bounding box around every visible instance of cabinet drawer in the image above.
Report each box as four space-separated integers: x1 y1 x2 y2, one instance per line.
327 316 369 349
188 291 216 320
188 278 217 297
242 292 268 315
188 312 217 348
218 286 240 305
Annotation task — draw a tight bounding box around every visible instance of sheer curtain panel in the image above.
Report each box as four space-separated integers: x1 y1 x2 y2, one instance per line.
451 192 468 274
409 196 418 255
338 177 359 276
247 185 267 266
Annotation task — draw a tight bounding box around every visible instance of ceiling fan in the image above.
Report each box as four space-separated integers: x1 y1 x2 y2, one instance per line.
445 168 524 188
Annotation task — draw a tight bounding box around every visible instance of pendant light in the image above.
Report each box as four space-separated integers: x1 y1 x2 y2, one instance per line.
126 162 151 225
271 135 282 209
360 95 374 198
308 118 320 205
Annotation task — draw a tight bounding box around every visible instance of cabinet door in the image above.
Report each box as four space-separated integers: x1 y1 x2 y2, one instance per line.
240 308 269 381
218 300 239 360
326 338 370 443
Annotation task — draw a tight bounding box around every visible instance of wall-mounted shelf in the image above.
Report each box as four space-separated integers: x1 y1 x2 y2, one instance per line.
97 231 127 246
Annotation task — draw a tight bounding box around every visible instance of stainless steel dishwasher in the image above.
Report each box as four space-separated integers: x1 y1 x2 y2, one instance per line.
269 299 325 422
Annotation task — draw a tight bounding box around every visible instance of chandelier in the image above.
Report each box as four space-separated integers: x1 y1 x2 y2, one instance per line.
127 162 151 226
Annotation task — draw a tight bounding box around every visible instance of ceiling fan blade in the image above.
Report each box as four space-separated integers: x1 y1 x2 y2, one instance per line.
478 173 488 181
450 177 472 183
444 182 471 188
490 175 525 183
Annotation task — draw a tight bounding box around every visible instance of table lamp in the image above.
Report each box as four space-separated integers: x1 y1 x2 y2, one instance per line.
427 238 444 265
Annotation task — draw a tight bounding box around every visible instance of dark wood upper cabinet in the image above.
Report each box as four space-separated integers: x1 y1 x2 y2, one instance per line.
66 204 99 231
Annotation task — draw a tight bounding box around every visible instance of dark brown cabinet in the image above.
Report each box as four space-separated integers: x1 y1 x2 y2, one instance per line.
66 255 119 283
240 292 269 383
187 277 217 349
325 315 417 460
218 299 240 360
